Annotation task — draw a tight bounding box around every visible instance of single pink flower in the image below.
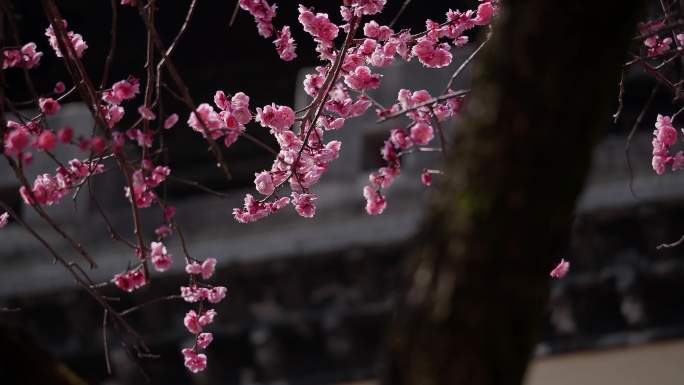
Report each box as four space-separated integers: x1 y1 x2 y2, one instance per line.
90 136 107 154
550 258 570 278
184 310 203 333
421 169 432 186
363 186 387 215
53 81 66 94
0 212 9 228
163 113 179 129
254 171 275 195
36 130 57 151
198 309 217 326
182 349 207 373
207 286 227 304
291 192 317 218
201 258 217 280
5 124 31 154
196 332 214 349
138 105 156 120
57 127 73 143
39 97 61 115
112 77 140 101
410 122 434 145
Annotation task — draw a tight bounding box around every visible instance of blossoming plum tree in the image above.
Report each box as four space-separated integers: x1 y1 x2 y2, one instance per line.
0 0 668 381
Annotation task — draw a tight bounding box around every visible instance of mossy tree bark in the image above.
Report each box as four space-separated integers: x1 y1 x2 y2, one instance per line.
383 1 644 385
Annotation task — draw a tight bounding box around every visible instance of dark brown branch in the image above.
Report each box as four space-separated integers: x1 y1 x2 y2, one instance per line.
134 1 233 180
99 0 118 89
120 295 182 316
166 175 231 198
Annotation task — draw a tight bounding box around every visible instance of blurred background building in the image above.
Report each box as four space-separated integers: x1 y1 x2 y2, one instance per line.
1 1 684 384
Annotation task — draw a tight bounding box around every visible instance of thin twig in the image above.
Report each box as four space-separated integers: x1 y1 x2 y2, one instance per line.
229 0 241 27
135 1 233 180
99 0 118 89
120 295 182 316
428 106 448 161
442 37 489 94
625 84 659 199
613 70 626 123
103 310 112 374
389 0 412 28
166 175 231 198
656 233 684 249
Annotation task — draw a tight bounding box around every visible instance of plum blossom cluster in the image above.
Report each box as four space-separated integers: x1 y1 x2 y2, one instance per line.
100 76 140 131
342 0 386 17
124 163 171 208
112 266 147 292
19 159 104 206
362 89 464 214
298 5 340 59
2 42 43 69
221 1 495 222
45 20 88 58
638 19 684 58
180 258 227 373
112 206 176 292
274 26 297 61
2 0 500 376
239 0 297 61
187 91 251 148
230 100 341 222
239 0 277 38
651 115 684 175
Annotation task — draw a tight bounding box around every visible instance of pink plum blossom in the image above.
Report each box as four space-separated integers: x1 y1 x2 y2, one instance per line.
0 212 9 228
164 113 179 129
197 333 214 349
182 349 207 373
239 0 277 38
412 35 452 68
45 20 88 58
274 25 297 61
150 241 173 272
421 169 433 186
138 106 156 120
207 286 227 304
363 186 387 215
36 130 57 151
256 104 295 132
53 81 66 93
184 310 203 333
550 258 570 278
254 171 276 195
291 192 317 218
410 122 434 145
344 66 381 90
39 98 61 115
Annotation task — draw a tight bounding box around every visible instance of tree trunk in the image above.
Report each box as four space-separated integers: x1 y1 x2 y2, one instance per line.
383 1 643 385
